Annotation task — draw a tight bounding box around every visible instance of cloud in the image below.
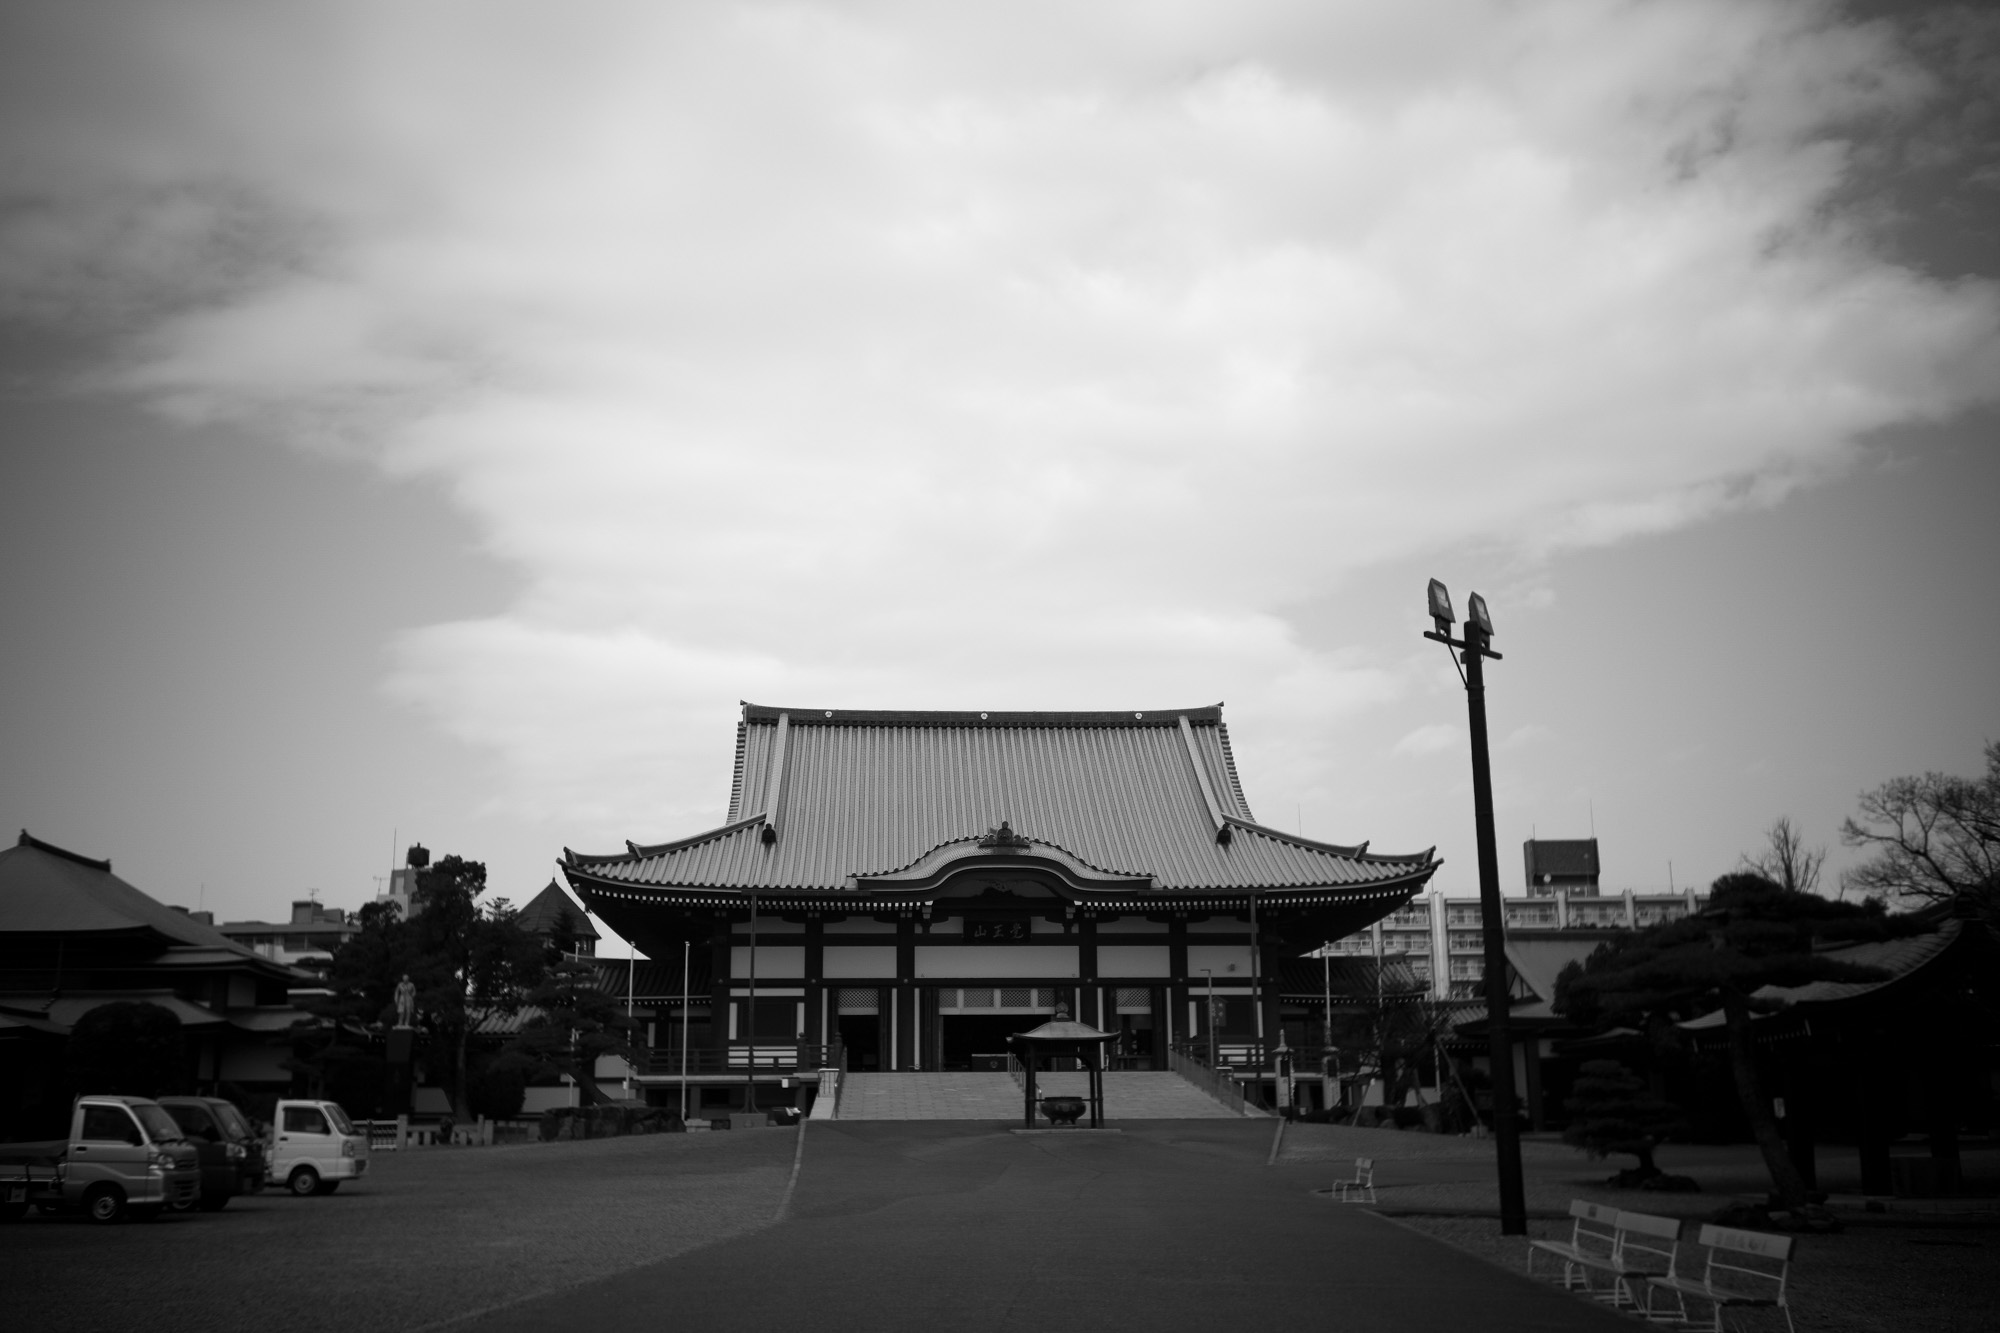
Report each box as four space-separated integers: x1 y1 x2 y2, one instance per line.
6 1 1998 839
1394 724 1464 757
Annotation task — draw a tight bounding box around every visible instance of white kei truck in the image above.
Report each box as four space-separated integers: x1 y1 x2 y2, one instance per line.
0 1094 202 1223
269 1099 370 1196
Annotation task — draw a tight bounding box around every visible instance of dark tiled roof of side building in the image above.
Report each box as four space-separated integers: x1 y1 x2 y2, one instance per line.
0 831 305 981
566 704 1436 894
516 880 600 941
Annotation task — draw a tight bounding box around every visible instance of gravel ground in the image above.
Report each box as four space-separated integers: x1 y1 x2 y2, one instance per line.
0 1127 796 1333
1282 1122 2000 1333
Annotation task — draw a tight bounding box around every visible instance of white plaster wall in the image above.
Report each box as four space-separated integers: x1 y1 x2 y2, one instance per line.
1095 945 1170 977
822 945 898 978
914 945 1078 978
1186 944 1254 978
730 945 805 978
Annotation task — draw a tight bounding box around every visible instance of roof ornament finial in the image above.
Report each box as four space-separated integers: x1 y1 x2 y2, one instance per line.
978 820 1031 849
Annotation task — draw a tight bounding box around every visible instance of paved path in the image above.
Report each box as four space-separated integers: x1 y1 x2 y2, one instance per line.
839 1070 1243 1120
464 1120 1630 1333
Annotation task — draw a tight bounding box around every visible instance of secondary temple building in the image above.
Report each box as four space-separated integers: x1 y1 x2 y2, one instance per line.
561 704 1439 1113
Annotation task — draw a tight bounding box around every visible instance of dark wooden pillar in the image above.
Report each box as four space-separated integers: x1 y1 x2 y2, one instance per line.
1779 1046 1817 1191
895 917 915 1071
1521 1037 1546 1132
1857 1021 1895 1195
804 919 825 1053
1921 1003 1964 1196
1168 917 1189 1057
1255 920 1280 1050
708 916 731 1056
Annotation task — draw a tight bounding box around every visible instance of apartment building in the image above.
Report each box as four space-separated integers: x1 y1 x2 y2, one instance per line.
1320 837 1704 998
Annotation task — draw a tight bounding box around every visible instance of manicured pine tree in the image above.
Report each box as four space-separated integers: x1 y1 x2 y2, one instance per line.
1557 873 1891 1210
1561 1059 1684 1180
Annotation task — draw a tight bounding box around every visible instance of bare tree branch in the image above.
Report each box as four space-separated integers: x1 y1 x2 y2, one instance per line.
1841 741 2000 915
1740 815 1825 896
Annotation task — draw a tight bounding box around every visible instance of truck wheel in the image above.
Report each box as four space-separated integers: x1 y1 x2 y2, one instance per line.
83 1184 127 1224
287 1167 320 1197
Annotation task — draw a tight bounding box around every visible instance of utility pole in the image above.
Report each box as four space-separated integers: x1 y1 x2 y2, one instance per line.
1424 578 1528 1236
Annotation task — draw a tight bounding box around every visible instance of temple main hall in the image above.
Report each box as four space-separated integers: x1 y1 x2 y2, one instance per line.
561 703 1439 1114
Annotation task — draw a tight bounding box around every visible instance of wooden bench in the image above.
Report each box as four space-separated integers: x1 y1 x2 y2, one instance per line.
1332 1157 1375 1203
1643 1224 1795 1333
1527 1202 1682 1309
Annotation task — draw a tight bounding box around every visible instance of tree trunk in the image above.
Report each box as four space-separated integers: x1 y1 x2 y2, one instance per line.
1721 989 1811 1208
452 1025 473 1122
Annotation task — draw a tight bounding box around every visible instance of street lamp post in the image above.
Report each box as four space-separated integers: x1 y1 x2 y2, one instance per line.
1424 578 1528 1236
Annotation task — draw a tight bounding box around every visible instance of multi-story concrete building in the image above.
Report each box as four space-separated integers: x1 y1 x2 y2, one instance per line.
217 899 359 971
1320 871 1706 998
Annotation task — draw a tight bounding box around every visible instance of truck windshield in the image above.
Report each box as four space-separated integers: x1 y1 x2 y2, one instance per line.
324 1104 356 1135
215 1104 252 1140
133 1105 184 1143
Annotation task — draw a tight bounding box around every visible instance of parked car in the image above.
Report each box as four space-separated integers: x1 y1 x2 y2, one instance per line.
269 1099 368 1196
0 1095 201 1223
157 1095 265 1210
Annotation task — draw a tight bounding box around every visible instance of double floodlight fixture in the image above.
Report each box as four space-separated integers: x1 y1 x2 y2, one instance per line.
1426 578 1495 642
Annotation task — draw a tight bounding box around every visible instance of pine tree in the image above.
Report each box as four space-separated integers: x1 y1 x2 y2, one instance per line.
1561 1059 1683 1179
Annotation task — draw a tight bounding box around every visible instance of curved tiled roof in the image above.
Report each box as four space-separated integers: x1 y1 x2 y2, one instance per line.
566 704 1435 895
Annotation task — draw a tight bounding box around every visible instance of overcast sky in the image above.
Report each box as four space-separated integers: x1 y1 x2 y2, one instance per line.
3 1 1996 954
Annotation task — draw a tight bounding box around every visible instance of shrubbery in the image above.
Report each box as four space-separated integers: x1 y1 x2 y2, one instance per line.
538 1104 683 1140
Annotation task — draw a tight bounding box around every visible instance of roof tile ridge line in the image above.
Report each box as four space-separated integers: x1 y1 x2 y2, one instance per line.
1212 720 1254 822
1176 715 1228 839
17 829 113 872
726 720 749 823
848 832 1151 883
760 711 791 837
1220 818 1438 866
565 815 769 866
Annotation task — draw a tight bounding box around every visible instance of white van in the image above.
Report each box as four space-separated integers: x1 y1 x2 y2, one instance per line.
269 1100 368 1196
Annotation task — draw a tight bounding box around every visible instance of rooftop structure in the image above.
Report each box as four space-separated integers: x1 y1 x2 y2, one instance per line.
1522 838 1600 896
217 899 358 970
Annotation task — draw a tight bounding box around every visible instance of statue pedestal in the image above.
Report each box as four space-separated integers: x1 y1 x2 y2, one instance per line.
386 1025 415 1116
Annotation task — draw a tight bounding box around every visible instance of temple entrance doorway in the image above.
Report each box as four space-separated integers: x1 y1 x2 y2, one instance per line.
941 1014 1023 1070
835 988 883 1071
934 987 1060 1070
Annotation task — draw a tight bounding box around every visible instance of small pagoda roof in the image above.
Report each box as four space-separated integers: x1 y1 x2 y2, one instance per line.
516 880 600 941
564 704 1438 901
1011 1018 1119 1044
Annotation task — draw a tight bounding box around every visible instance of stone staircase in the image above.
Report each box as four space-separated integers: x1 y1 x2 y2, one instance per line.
835 1070 1249 1120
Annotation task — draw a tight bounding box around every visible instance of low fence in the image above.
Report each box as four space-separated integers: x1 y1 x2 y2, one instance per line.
631 1043 843 1077
355 1116 538 1150
1166 1045 1255 1117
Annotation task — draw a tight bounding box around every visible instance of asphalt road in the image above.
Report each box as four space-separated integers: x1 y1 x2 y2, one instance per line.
0 1128 795 1333
462 1120 1630 1333
2 1120 1649 1333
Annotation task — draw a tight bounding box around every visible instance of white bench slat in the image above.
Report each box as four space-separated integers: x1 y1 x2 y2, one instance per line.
1643 1223 1795 1333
